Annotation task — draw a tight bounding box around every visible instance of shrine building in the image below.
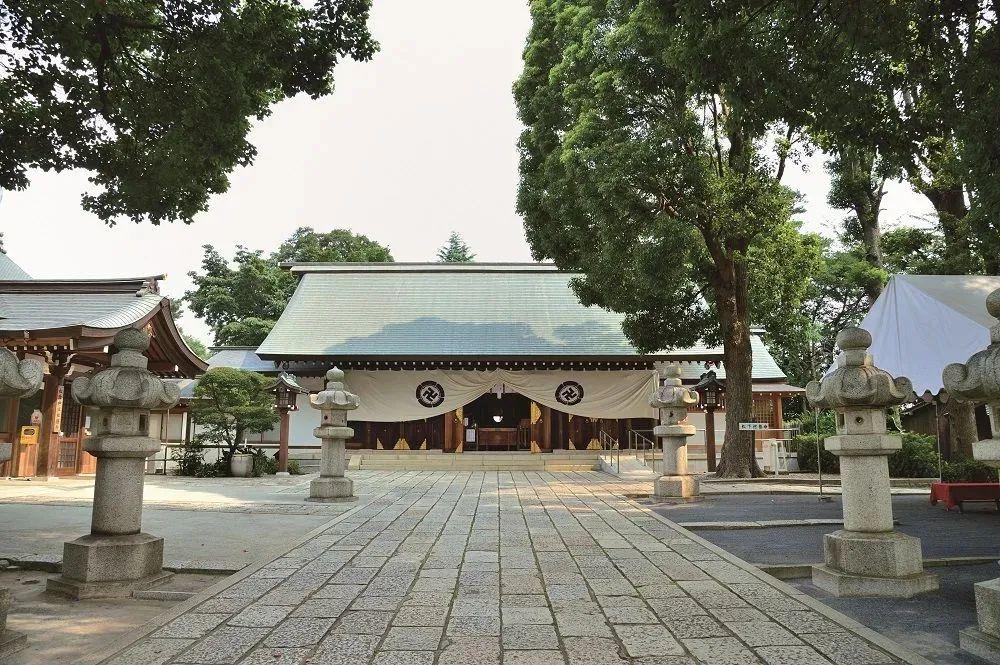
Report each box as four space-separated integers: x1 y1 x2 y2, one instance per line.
0 252 208 478
207 263 802 466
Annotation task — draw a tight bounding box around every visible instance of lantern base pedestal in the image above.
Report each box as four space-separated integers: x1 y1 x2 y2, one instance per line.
812 530 937 598
47 532 170 599
654 475 700 501
307 476 355 502
961 627 1000 664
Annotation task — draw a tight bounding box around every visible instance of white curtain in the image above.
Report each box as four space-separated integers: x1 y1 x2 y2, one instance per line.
343 369 657 422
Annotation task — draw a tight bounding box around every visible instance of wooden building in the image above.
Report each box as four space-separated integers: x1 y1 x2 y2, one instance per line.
204 263 802 463
0 255 207 477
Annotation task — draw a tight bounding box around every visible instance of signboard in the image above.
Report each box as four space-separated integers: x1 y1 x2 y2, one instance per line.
738 422 769 431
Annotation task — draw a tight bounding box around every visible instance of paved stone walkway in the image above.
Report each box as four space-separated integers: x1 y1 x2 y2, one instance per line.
90 471 925 665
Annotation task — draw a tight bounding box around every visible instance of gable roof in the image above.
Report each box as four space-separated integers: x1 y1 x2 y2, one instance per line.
0 277 164 335
254 263 789 381
0 253 31 281
0 276 208 378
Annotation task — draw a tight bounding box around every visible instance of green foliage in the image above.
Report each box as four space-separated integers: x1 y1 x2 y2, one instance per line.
182 334 210 361
792 434 839 474
274 227 393 264
515 0 822 476
0 1 376 225
436 232 476 263
216 318 276 347
887 433 940 479
287 459 304 475
249 447 278 476
186 227 392 345
942 458 999 483
191 368 280 461
171 436 207 476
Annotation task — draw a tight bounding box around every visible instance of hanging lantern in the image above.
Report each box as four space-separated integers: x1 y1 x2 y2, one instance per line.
694 370 725 410
269 372 308 411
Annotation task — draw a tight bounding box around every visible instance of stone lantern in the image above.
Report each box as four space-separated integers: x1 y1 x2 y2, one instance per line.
308 367 358 502
651 362 700 500
0 348 43 658
806 327 937 597
47 329 179 599
942 288 1000 663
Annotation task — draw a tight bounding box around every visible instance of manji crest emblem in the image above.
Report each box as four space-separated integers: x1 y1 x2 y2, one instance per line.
416 381 446 407
555 381 584 406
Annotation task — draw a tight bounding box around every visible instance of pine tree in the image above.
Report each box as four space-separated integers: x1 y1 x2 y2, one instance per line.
436 232 476 263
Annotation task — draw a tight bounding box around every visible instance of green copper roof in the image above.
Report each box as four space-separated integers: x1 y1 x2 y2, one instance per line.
0 253 31 280
255 264 787 379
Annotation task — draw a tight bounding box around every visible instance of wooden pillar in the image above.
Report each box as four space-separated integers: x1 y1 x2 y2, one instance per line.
36 369 66 478
542 405 552 452
772 394 783 429
705 405 717 472
277 407 291 473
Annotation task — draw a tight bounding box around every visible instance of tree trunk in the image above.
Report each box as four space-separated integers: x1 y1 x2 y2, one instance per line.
945 398 978 460
923 186 975 273
857 196 884 303
712 254 763 478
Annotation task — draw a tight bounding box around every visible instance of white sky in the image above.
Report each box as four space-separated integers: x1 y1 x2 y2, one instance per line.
0 0 936 344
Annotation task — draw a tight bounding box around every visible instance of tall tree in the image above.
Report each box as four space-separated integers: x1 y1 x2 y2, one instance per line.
703 0 997 273
186 227 392 345
516 0 820 477
826 147 888 303
0 1 376 224
436 232 476 263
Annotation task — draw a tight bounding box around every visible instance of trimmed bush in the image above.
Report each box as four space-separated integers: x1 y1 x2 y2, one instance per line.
792 434 839 474
942 458 999 483
887 433 940 478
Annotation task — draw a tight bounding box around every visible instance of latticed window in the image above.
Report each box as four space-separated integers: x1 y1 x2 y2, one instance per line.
750 398 776 428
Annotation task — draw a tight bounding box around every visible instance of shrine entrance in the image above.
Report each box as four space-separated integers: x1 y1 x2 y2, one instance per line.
463 391 532 451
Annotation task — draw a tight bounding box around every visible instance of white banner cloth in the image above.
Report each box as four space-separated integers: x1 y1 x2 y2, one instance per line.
343 369 657 422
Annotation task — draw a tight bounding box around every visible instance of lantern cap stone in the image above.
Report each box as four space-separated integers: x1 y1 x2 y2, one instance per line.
310 366 360 411
806 326 912 410
71 328 180 410
651 362 698 410
836 327 871 350
943 287 1000 404
0 347 44 399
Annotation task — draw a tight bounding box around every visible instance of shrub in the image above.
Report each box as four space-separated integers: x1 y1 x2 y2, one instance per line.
792 434 839 473
287 459 304 475
250 447 278 476
171 437 206 476
942 458 999 483
888 433 940 478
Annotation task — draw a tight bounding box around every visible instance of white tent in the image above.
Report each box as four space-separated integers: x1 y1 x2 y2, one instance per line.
859 274 1000 396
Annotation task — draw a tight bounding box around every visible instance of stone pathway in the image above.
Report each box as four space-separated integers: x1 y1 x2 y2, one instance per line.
88 471 926 665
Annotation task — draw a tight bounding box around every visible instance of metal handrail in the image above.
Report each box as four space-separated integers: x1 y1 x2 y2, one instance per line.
598 430 620 473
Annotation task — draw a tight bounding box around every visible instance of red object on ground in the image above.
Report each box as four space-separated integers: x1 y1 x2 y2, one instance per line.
930 482 1000 513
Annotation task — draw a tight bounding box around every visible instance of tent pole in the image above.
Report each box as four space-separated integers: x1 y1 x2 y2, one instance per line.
934 397 943 482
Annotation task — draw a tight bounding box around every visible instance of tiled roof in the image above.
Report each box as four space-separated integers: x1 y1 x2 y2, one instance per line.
205 347 275 373
253 263 790 381
0 253 31 280
0 290 163 332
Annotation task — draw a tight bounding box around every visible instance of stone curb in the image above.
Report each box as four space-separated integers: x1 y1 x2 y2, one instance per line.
619 494 936 665
0 555 247 576
679 518 847 529
754 556 1000 580
701 476 937 489
73 487 391 665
